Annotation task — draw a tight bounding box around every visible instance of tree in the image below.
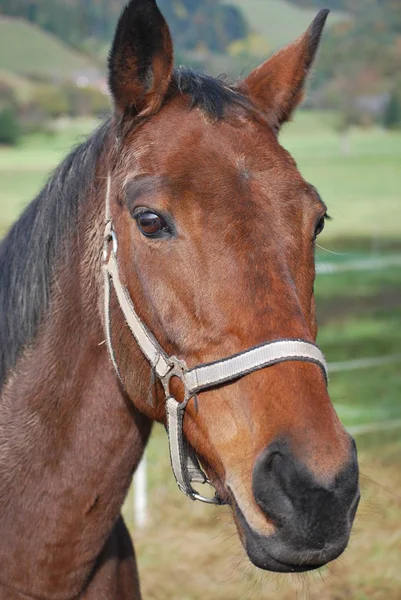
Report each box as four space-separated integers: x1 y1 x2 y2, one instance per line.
383 91 401 129
0 105 20 145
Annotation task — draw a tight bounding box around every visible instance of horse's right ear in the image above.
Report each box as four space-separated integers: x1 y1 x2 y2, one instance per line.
108 0 173 118
243 9 329 129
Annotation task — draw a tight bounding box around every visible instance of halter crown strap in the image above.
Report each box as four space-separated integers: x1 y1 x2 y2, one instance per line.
102 175 328 505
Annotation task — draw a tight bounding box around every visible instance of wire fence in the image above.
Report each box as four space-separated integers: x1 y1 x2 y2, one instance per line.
316 254 401 275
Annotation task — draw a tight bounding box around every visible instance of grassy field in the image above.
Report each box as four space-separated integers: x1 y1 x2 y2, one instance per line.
0 17 97 78
1 113 400 598
222 0 349 50
0 68 37 103
281 113 401 244
0 118 99 237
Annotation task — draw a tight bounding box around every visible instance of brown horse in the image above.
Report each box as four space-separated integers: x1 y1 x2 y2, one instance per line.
0 1 359 598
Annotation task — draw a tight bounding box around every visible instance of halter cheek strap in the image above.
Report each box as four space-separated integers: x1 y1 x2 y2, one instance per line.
102 175 329 505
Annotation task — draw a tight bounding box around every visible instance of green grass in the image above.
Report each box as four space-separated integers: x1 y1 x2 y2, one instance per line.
313 266 401 426
318 305 401 360
315 264 401 299
222 0 349 50
324 317 401 424
280 114 401 242
314 264 401 331
0 17 97 78
0 118 100 236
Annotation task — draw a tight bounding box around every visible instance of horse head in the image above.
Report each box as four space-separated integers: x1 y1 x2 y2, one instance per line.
104 0 359 573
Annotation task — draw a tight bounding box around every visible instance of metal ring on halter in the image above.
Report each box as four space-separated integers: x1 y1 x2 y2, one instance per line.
160 356 191 399
191 490 222 505
103 225 118 263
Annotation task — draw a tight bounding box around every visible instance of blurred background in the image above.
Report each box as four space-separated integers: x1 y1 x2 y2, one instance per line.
0 0 400 598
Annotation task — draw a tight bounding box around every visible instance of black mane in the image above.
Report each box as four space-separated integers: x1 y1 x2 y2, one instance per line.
0 69 246 392
173 67 248 119
0 121 110 392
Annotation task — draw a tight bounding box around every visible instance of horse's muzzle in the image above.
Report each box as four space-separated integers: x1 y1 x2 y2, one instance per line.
236 437 360 572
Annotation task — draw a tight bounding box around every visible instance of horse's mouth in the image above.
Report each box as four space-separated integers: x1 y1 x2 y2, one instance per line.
226 488 349 573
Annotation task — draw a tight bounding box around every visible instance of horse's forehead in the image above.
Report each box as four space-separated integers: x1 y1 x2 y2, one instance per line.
124 107 299 190
129 104 256 152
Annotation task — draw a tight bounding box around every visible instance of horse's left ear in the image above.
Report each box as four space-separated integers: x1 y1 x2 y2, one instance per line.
243 9 329 129
108 0 173 118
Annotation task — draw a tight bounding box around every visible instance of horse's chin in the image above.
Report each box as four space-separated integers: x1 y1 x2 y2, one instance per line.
229 494 349 574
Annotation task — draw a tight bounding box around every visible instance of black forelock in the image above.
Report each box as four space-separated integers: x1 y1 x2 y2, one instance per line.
172 67 249 119
0 120 110 393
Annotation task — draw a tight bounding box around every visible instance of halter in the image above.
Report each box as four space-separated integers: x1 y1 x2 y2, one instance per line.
102 175 328 505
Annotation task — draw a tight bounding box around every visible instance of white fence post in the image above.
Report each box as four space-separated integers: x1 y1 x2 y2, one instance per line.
134 453 148 528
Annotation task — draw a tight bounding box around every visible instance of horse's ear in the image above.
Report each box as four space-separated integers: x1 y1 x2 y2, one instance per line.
243 9 329 129
108 0 173 118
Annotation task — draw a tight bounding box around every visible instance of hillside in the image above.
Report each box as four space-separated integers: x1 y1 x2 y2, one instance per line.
0 17 99 79
286 0 379 17
0 0 248 55
0 69 35 103
222 0 350 50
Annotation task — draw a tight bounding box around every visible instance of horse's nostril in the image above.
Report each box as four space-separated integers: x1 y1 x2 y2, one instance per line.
253 443 297 527
252 438 359 548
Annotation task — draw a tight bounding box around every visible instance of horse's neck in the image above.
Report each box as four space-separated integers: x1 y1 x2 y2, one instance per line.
0 220 151 598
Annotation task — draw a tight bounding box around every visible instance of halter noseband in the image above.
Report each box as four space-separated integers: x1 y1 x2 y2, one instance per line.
102 175 328 505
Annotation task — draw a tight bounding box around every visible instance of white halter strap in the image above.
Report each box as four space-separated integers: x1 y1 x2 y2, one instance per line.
102 175 328 504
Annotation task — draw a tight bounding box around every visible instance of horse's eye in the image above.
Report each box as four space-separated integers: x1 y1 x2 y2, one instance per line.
135 211 169 237
314 216 325 239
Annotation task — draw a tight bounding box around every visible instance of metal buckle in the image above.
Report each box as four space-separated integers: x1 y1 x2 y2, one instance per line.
103 223 118 263
161 356 189 399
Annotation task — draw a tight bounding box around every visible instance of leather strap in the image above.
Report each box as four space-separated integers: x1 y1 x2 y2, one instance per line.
105 252 171 379
185 339 327 393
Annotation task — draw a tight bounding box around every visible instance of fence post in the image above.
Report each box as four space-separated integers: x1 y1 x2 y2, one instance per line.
134 453 147 528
